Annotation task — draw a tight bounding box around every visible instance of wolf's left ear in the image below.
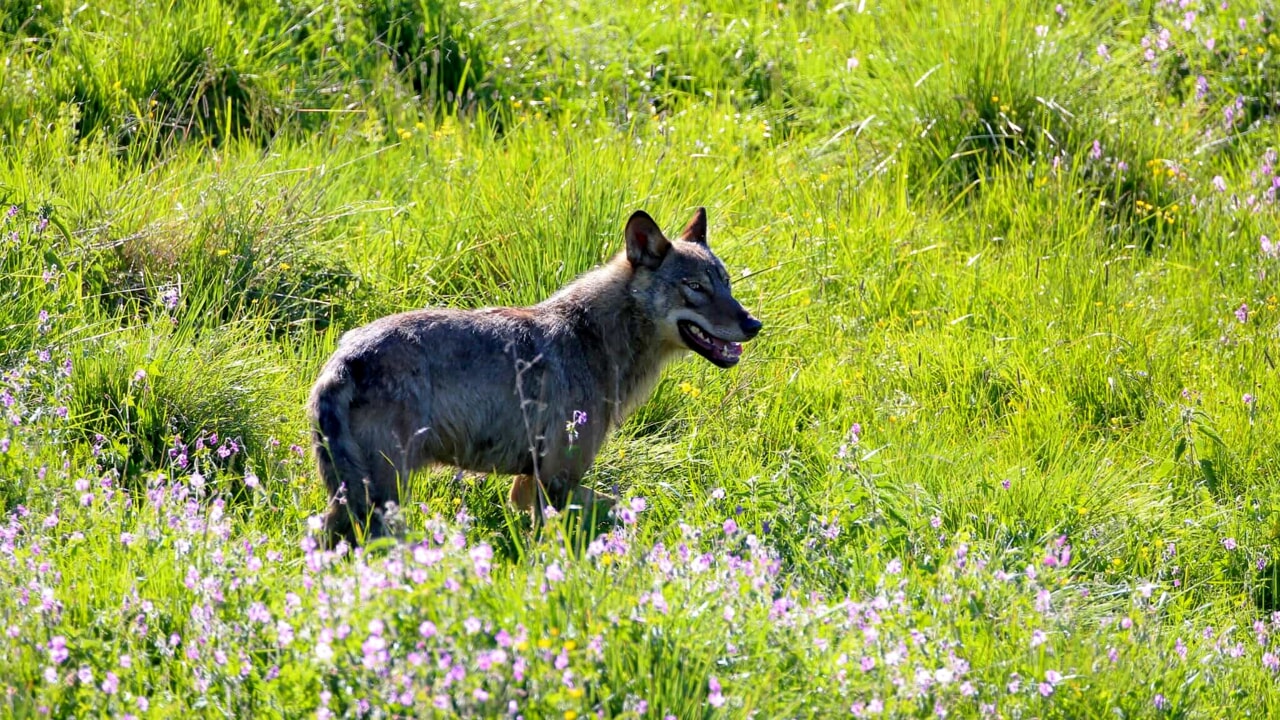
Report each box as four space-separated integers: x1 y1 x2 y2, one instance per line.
680 207 708 245
625 210 671 269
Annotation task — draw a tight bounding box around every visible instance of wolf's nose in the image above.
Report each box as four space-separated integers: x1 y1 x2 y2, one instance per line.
741 316 763 339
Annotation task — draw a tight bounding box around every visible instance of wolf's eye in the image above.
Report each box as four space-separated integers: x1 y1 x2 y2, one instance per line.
684 281 705 293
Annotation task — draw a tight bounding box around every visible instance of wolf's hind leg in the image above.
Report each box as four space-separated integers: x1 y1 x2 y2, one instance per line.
322 482 387 549
323 494 358 549
361 454 406 542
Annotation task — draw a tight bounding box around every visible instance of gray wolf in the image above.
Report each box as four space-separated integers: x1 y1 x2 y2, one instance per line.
308 207 762 547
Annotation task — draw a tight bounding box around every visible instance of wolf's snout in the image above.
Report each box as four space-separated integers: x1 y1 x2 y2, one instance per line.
740 315 763 339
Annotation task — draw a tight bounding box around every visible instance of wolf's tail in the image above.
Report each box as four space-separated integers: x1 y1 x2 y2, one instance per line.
309 366 376 547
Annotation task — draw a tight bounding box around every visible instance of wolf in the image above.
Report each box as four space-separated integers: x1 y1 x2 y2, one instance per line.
308 207 762 547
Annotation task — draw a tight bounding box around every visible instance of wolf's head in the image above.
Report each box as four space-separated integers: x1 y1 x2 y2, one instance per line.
623 208 762 368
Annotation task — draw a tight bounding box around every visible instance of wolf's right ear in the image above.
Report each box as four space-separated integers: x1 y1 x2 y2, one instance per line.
624 211 670 269
679 207 708 245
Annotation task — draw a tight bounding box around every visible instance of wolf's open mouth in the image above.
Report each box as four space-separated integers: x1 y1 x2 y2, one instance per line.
678 320 743 368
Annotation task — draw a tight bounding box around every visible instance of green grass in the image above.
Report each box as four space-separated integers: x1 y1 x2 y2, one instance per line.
2 0 1280 717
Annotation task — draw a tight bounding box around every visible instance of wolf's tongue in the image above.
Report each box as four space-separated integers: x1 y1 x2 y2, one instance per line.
711 339 743 361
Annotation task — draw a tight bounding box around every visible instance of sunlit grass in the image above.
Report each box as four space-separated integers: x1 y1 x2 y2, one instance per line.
1 0 1280 717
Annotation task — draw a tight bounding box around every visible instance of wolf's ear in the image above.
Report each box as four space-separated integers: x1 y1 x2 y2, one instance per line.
624 210 670 269
679 207 708 245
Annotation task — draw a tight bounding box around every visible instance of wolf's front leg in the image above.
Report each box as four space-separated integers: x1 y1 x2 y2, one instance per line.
570 485 618 530
509 473 616 531
509 472 573 520
509 474 540 515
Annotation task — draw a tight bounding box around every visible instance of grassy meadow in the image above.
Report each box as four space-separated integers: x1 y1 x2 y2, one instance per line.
2 0 1280 716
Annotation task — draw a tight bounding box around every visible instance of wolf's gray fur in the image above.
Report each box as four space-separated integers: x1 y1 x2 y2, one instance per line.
308 208 762 546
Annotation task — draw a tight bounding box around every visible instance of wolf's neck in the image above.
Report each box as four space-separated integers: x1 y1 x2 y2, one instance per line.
539 257 677 426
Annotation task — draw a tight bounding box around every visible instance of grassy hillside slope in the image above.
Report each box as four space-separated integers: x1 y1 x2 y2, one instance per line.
1 0 1280 716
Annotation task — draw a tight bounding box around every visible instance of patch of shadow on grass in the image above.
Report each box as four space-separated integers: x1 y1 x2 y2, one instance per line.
67 324 288 482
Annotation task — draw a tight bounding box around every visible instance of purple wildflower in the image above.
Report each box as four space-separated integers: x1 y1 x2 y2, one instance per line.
708 676 726 708
837 423 862 458
470 543 493 579
48 636 68 665
160 287 181 310
247 602 271 624
545 562 564 584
